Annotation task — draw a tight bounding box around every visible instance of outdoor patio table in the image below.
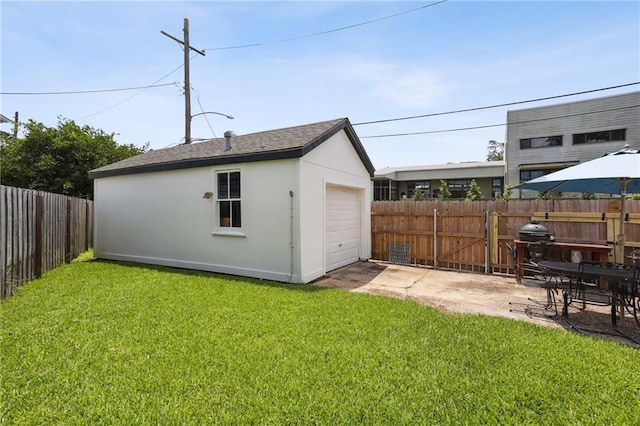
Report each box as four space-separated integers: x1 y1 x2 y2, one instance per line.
513 240 611 282
538 260 638 328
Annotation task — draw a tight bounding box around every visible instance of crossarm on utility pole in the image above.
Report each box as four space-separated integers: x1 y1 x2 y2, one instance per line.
160 30 206 56
161 18 206 144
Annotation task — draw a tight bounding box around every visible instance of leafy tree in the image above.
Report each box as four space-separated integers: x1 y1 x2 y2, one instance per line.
465 179 483 201
438 179 451 201
486 140 504 161
536 191 556 200
0 118 147 198
412 187 425 201
496 185 513 201
581 192 596 200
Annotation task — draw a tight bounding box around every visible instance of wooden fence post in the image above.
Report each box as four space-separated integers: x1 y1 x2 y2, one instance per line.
485 210 490 274
433 208 438 268
35 195 44 278
65 199 72 262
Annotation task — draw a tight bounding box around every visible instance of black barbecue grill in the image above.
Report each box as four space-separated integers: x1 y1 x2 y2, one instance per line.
519 220 555 261
519 220 551 243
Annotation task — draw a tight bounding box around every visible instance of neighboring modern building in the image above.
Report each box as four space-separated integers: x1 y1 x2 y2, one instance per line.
506 91 640 198
373 161 506 200
88 118 374 283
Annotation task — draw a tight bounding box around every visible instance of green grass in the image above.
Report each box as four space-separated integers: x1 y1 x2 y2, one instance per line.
2 255 639 425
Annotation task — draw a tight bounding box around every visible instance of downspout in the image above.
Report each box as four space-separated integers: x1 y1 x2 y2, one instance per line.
289 190 294 282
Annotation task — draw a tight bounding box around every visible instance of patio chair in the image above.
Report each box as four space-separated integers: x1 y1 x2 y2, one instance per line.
565 261 614 313
563 261 640 344
507 243 567 317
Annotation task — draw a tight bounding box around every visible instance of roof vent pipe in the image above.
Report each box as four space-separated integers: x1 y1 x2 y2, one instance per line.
224 131 233 151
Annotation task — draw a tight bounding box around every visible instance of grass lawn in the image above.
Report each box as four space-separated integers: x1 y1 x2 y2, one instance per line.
1 254 639 425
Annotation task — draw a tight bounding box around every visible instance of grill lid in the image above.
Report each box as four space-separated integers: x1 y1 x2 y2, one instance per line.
519 220 551 242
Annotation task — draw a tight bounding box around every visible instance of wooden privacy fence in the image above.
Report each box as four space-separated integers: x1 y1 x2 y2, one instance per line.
372 199 640 275
1 186 93 299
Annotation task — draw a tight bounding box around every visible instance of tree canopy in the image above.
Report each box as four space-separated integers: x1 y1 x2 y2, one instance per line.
0 118 147 198
486 140 504 161
465 179 483 201
438 180 451 201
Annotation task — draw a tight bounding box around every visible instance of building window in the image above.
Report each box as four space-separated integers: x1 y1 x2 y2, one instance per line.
519 169 560 182
573 129 626 145
492 178 503 198
407 181 430 198
520 135 562 149
217 171 241 227
373 180 397 201
447 179 472 199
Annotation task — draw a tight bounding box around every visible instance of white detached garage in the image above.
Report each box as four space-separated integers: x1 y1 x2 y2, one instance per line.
88 118 374 283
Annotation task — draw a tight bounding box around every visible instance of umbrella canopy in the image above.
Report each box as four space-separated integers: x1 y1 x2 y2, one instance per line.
515 147 640 262
515 148 640 195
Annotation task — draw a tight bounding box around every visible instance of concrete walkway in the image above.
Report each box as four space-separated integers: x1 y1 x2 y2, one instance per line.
314 260 562 328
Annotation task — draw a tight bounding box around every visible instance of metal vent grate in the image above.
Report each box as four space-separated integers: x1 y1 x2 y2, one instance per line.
388 243 411 264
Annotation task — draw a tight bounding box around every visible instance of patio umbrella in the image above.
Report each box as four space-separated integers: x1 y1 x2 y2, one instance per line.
515 147 640 260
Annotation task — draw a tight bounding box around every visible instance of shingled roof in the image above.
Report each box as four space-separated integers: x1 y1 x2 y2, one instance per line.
89 117 374 179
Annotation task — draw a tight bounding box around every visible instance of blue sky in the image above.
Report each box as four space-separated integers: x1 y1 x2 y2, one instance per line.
1 1 638 169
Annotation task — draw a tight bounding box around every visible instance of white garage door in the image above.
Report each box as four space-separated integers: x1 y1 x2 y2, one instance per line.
326 186 360 272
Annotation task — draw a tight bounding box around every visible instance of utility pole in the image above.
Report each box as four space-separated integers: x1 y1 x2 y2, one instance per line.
13 111 18 139
161 18 205 144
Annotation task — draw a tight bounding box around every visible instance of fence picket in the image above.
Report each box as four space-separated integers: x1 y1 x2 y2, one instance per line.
372 199 640 274
1 186 94 299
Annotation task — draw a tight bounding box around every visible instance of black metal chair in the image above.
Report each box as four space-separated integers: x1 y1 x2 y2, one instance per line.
507 243 566 317
563 261 613 314
563 261 640 344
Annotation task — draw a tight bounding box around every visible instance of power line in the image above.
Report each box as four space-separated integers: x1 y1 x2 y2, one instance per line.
353 82 640 126
75 63 187 122
1 82 178 96
359 104 640 139
203 0 447 51
194 90 218 139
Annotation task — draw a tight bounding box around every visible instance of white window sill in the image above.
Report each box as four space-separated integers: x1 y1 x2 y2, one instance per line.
212 229 247 238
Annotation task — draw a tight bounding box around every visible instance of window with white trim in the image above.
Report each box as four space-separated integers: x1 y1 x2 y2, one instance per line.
217 171 241 228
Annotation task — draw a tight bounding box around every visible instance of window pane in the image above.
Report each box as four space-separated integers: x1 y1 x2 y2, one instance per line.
230 172 241 199
611 129 626 141
217 173 229 199
521 136 562 149
589 132 608 143
231 201 242 227
220 201 231 227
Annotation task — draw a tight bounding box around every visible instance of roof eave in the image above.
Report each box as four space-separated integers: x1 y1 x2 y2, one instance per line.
299 118 375 177
88 148 303 179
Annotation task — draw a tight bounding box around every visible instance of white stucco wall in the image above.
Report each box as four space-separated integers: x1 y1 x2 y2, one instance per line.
94 159 301 282
298 131 372 282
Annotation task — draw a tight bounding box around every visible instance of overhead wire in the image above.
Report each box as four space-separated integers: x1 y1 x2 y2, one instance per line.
353 82 640 126
3 1 447 124
74 55 202 122
194 88 218 139
359 104 640 139
203 0 447 51
1 82 178 96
